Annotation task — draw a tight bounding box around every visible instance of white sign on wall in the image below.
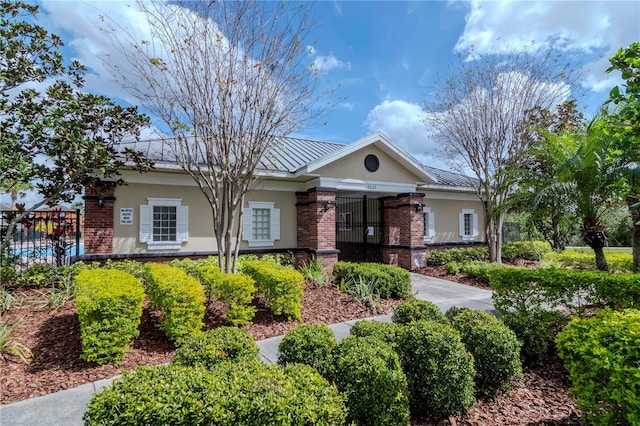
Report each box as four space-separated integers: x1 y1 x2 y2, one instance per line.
120 208 134 225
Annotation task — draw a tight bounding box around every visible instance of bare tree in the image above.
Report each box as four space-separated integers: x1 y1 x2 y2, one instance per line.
424 46 578 262
101 1 325 272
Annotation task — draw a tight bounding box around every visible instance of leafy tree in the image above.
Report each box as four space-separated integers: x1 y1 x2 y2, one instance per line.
424 46 579 262
605 42 640 271
507 100 585 251
0 1 152 253
101 1 327 272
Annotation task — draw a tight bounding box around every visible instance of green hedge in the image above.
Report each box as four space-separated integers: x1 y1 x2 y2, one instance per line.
75 269 145 365
460 261 505 284
329 336 410 426
446 308 523 399
392 299 448 325
426 247 489 266
489 267 640 315
332 261 411 299
350 320 401 346
198 265 256 325
145 263 206 344
171 327 259 370
501 241 552 262
278 323 336 376
84 362 347 425
396 320 476 417
544 250 633 272
241 260 304 320
556 309 640 425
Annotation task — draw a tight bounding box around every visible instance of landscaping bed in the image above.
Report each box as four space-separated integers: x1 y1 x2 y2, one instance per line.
1 273 582 425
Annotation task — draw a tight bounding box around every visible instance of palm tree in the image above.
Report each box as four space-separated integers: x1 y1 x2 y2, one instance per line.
526 112 619 271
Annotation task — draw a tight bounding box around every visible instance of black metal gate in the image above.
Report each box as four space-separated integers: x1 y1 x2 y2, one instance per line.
335 196 384 263
1 209 82 268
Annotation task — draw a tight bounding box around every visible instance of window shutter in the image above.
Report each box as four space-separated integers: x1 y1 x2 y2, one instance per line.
428 211 435 237
139 205 152 243
242 208 252 241
472 213 479 237
271 208 280 240
177 206 189 242
458 212 465 237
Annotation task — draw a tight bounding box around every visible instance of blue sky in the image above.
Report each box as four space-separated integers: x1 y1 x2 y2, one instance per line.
2 0 639 206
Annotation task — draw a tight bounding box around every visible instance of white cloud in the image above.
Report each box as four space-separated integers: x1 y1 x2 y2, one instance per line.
364 100 442 160
455 0 640 92
311 53 351 73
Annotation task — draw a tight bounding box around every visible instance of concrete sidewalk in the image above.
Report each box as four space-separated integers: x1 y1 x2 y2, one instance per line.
0 273 494 426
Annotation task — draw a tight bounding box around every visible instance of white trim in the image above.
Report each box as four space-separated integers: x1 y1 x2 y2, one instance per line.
459 208 479 241
242 201 280 247
423 207 435 242
313 177 417 194
422 191 482 202
140 198 188 250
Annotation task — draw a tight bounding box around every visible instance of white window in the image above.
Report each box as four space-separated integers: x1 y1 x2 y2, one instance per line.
459 208 479 241
140 198 188 250
423 207 435 242
242 201 280 247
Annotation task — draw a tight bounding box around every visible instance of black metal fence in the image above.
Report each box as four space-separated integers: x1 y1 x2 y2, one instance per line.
1 209 82 268
335 196 384 263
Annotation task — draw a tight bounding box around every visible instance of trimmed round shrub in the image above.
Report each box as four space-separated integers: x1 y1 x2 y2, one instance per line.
501 309 569 367
171 326 259 370
350 320 400 345
392 299 448 325
396 320 476 417
278 323 336 376
446 307 523 398
84 362 347 426
556 309 640 426
329 336 410 426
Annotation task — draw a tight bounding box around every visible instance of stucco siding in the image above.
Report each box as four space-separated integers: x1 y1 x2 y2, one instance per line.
314 145 426 183
112 182 297 253
422 197 486 244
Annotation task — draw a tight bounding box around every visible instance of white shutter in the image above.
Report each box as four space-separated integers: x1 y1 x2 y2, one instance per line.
139 205 152 243
176 206 189 242
428 211 435 238
472 213 479 237
458 212 465 237
271 208 280 241
242 207 252 241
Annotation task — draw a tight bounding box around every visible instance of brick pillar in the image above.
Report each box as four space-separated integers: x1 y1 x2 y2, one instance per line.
82 185 115 254
396 193 427 270
295 187 338 271
295 191 310 267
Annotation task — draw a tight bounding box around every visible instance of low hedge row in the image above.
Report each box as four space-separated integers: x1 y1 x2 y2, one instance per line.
172 327 259 370
332 261 411 299
501 241 552 262
544 250 633 272
198 265 257 325
556 309 640 426
75 269 145 365
241 260 305 320
426 247 489 266
145 263 206 344
84 361 347 426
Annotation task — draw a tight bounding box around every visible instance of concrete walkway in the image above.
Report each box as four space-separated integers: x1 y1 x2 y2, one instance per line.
0 273 494 426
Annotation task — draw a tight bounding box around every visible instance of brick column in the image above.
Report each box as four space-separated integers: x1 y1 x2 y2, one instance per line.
295 187 338 271
82 185 116 254
396 193 427 270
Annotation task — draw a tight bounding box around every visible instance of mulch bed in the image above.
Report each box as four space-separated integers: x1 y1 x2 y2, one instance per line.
1 276 583 425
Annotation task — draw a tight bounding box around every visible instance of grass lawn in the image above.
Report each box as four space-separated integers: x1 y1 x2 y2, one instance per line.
565 246 631 255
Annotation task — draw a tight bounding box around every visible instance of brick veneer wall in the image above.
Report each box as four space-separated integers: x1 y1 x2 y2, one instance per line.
381 193 427 270
82 188 115 254
295 188 338 271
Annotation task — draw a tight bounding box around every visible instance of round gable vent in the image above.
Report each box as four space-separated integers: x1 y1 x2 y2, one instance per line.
364 154 379 172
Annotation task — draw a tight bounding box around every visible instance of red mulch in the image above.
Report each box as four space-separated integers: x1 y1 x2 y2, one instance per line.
1 275 583 425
